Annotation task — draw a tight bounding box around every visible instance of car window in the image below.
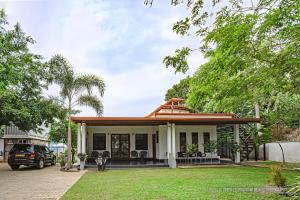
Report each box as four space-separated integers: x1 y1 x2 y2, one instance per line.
34 145 40 152
40 146 46 152
11 144 33 152
45 146 51 153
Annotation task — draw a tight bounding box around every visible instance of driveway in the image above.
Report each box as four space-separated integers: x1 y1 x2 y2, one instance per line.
0 163 85 200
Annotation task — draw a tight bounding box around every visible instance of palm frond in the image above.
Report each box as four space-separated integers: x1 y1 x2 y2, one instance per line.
77 95 103 116
46 54 74 86
74 74 105 97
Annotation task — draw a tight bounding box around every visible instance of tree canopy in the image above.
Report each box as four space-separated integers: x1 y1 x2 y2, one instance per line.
0 9 65 131
49 119 78 148
157 0 300 128
165 76 191 101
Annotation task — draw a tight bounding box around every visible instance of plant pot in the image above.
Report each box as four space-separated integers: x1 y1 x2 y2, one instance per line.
80 161 85 170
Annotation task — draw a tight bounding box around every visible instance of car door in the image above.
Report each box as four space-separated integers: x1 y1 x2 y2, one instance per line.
45 146 53 163
40 146 50 163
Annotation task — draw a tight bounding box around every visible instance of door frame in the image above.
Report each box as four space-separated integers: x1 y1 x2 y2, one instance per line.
110 134 130 160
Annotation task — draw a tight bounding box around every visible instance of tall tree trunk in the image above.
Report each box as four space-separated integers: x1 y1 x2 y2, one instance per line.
277 142 285 165
255 103 262 161
66 107 72 170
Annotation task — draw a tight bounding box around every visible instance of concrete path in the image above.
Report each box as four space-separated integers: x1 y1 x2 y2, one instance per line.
0 163 85 200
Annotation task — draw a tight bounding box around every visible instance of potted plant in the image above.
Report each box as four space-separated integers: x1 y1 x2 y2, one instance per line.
187 144 198 157
59 154 66 169
77 153 87 170
204 140 219 164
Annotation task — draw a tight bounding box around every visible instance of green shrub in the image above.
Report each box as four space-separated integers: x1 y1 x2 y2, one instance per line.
187 144 198 156
59 154 66 168
268 165 286 187
287 177 300 199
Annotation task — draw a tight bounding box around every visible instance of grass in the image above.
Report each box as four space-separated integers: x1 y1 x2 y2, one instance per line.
61 166 299 200
246 161 300 169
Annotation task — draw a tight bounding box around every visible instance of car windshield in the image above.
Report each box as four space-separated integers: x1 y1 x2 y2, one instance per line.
11 144 33 153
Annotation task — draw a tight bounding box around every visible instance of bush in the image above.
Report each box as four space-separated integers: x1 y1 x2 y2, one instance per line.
59 154 66 168
268 165 286 187
187 144 198 156
287 177 300 199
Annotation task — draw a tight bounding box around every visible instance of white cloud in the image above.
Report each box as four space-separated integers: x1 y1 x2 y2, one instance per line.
2 0 204 117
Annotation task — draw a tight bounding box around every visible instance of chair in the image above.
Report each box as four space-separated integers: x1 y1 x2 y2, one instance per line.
131 150 138 158
177 152 184 163
197 151 206 163
140 151 147 158
91 151 99 159
140 151 147 163
177 152 184 158
102 151 110 158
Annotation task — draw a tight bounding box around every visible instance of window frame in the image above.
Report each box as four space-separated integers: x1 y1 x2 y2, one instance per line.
179 132 187 152
135 133 148 150
192 132 198 147
203 132 210 153
93 133 106 150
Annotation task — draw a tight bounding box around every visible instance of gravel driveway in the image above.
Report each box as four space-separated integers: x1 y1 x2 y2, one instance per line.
0 163 85 200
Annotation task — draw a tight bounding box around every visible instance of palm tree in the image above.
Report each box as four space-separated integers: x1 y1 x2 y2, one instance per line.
46 55 105 169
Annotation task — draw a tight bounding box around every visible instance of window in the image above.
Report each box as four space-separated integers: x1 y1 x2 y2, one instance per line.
156 131 159 143
93 133 106 150
135 134 148 150
180 132 186 152
45 146 51 153
203 132 210 153
192 132 198 147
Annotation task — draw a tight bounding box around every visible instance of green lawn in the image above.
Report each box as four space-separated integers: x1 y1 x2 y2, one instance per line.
61 166 299 200
245 161 300 169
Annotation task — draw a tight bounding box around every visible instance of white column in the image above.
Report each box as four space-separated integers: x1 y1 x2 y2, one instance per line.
82 123 86 154
77 124 82 154
167 123 172 159
170 123 176 168
234 124 240 163
171 123 176 158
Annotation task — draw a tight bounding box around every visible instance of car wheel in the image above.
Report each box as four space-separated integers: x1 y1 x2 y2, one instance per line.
10 165 20 170
37 159 44 169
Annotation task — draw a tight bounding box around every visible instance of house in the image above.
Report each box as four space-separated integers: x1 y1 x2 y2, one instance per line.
71 98 260 168
1 125 49 161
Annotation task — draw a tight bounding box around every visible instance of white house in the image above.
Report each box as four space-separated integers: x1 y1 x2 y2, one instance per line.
71 98 260 168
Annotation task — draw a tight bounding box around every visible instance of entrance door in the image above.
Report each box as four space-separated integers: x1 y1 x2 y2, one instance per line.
111 134 130 159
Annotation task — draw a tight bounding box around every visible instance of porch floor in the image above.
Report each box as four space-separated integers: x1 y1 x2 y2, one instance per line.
85 160 169 169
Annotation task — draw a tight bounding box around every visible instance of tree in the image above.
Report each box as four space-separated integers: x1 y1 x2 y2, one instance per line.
49 119 78 162
165 76 191 101
49 120 78 148
147 1 300 129
0 9 64 131
46 55 105 169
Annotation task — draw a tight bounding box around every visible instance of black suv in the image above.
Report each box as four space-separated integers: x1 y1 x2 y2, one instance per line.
8 144 56 170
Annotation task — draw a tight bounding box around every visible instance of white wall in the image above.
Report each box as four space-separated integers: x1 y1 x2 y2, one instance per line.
86 125 217 160
0 139 3 161
87 126 157 158
175 125 217 157
259 142 300 163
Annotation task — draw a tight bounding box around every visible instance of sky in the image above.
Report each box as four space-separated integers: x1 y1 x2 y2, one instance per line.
1 0 204 117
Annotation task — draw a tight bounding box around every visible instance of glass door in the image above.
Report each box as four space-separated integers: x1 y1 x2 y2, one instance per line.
111 134 130 159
